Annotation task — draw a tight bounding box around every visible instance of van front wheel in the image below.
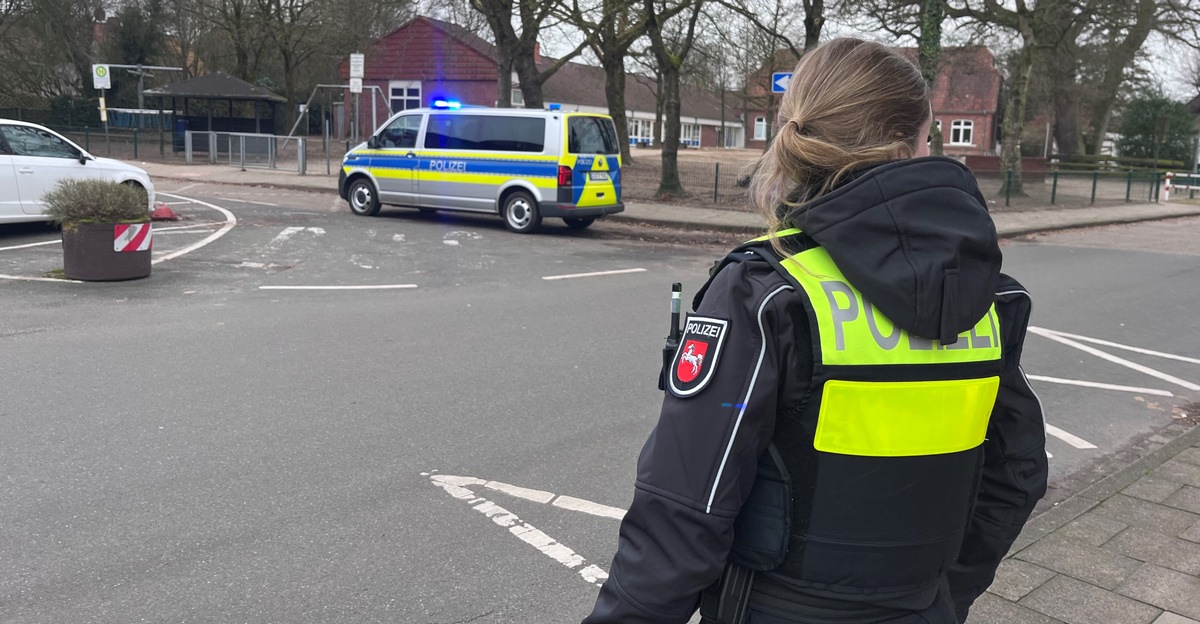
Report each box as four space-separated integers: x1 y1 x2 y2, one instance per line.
502 191 541 233
347 178 380 216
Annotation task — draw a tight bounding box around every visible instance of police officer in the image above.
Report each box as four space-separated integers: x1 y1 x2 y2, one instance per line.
581 38 1047 624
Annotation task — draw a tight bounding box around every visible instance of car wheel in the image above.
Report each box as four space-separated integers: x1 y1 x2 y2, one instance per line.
347 178 380 216
502 191 541 233
123 181 148 207
563 217 595 230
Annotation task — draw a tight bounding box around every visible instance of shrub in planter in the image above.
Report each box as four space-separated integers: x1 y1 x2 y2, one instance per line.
44 179 152 281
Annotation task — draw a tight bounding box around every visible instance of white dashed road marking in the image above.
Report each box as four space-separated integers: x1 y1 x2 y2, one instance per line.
542 268 647 281
1045 424 1098 449
258 284 417 290
0 239 59 251
217 196 279 207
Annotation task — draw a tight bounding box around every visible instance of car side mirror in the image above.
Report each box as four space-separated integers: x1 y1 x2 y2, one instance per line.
78 151 90 165
367 136 379 149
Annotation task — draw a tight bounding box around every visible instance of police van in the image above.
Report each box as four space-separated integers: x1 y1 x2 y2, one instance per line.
338 102 624 233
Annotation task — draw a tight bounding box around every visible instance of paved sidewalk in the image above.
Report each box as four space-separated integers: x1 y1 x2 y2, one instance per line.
138 161 1200 240
141 161 1200 623
967 424 1200 624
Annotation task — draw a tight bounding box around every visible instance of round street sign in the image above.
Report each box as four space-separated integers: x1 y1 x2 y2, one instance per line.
92 64 111 90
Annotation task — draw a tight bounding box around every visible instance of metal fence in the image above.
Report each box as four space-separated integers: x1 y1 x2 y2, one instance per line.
184 131 307 174
619 160 1171 212
975 169 1164 210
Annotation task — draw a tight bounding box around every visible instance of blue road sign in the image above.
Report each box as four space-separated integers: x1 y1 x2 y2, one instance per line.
772 72 793 93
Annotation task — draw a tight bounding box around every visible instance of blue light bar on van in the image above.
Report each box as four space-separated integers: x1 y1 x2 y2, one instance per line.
432 99 461 109
547 103 562 111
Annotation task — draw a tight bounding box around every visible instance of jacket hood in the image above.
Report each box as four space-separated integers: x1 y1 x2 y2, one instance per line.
790 157 1001 344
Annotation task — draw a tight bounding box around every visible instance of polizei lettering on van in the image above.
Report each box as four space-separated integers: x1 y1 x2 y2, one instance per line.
429 160 468 172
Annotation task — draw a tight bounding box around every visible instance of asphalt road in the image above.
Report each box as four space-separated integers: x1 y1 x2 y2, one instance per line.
0 184 1197 623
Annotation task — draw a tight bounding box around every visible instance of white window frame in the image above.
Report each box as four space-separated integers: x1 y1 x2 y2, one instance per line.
389 80 421 113
949 119 974 146
754 116 767 141
681 123 701 147
510 88 525 108
628 118 654 146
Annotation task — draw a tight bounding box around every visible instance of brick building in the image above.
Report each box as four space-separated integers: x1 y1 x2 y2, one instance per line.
335 16 740 147
740 46 1002 159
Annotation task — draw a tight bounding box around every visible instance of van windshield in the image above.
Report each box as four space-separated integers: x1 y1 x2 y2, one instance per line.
568 116 619 155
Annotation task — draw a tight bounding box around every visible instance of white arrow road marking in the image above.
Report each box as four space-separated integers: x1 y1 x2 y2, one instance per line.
1026 374 1175 397
1028 327 1200 392
426 473 615 586
1045 423 1098 449
268 226 325 248
542 268 646 281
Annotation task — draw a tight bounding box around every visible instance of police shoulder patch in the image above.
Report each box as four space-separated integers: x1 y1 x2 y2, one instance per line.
669 315 729 398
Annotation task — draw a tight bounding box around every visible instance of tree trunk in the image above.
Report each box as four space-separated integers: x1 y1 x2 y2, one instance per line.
803 0 824 49
917 0 944 156
495 55 513 108
653 69 663 147
514 45 542 109
657 65 684 197
602 55 633 163
282 50 297 135
1000 43 1035 196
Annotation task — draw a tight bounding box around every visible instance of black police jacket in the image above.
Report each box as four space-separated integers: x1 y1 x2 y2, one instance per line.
581 158 1048 624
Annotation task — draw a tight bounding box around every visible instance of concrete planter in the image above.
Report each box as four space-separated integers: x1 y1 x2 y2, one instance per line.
61 222 152 281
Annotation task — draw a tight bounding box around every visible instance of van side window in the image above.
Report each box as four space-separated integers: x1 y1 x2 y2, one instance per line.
568 117 619 155
424 114 545 152
380 115 421 149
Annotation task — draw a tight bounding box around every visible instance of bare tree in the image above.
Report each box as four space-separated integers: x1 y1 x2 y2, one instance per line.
470 0 595 108
643 0 705 197
192 0 268 81
944 0 1093 195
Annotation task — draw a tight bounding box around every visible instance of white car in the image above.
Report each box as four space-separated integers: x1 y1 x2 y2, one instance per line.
0 119 155 224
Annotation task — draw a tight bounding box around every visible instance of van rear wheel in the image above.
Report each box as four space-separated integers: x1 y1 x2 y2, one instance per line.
563 217 594 229
502 191 541 233
347 178 380 216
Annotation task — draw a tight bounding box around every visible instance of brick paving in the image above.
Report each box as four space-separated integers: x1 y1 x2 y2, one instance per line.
967 426 1200 624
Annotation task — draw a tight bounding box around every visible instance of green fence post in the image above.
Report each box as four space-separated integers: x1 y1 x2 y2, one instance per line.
1051 170 1059 205
1125 169 1132 202
1153 172 1160 202
1090 170 1098 205
84 126 90 151
713 163 720 204
1005 170 1012 207
159 129 165 158
133 129 139 159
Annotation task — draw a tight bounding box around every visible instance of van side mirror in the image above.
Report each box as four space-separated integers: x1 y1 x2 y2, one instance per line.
367 136 379 149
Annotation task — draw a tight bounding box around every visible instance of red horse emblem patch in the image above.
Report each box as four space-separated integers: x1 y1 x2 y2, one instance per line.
669 316 728 397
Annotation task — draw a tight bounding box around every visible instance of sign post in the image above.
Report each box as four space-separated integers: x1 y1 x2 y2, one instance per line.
349 53 364 142
92 64 111 153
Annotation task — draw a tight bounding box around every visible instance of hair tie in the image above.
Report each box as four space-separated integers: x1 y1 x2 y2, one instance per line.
785 118 810 136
